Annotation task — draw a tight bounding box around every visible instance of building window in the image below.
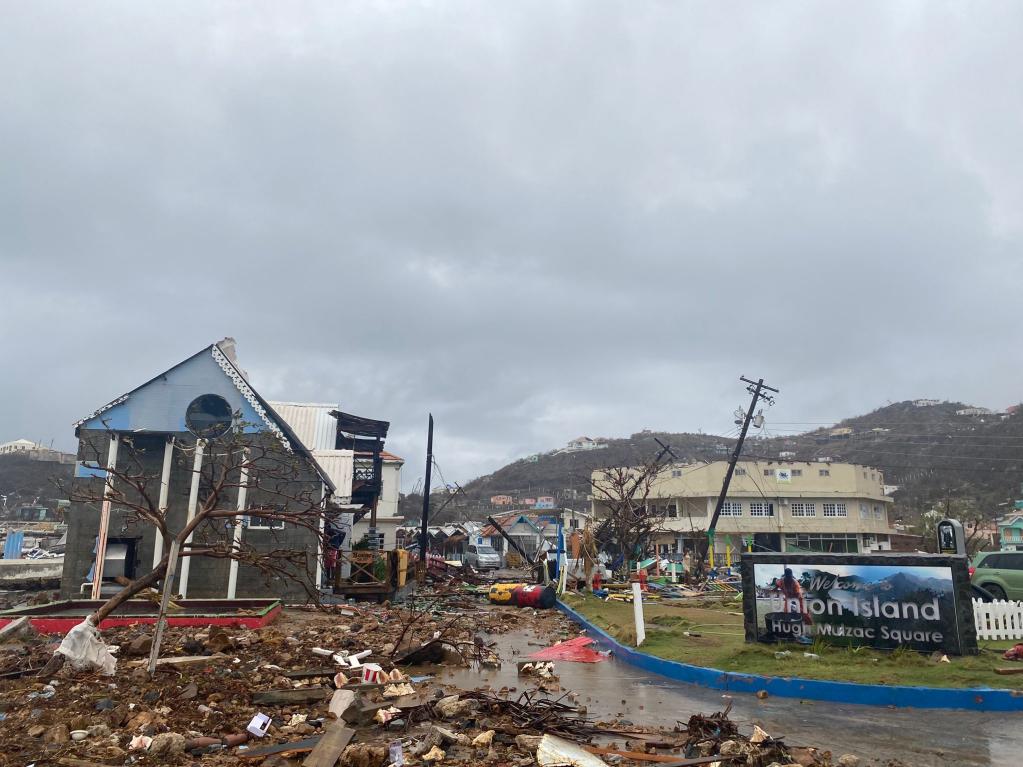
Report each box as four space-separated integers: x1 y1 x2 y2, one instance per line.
859 503 870 519
863 471 868 479
786 532 859 553
763 469 775 477
734 468 747 476
871 473 876 481
819 469 830 477
720 501 742 517
247 515 285 530
791 469 802 477
671 469 682 478
790 502 816 517
750 502 773 517
873 505 883 520
823 502 847 518
185 394 234 439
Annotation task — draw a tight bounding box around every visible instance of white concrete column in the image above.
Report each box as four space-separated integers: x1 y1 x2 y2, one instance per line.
313 483 327 593
152 438 175 571
91 434 120 599
177 440 205 598
226 458 249 599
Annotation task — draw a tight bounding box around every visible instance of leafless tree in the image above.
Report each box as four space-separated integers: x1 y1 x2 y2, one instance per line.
62 425 335 628
588 455 672 578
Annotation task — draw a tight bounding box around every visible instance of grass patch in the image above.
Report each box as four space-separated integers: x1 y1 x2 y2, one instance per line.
562 592 1023 689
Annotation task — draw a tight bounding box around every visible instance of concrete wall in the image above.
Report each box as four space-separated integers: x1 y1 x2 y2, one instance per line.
61 429 323 602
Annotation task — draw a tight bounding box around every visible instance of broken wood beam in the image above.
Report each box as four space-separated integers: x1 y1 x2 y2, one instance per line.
581 745 731 764
253 687 333 705
302 723 355 767
238 736 321 760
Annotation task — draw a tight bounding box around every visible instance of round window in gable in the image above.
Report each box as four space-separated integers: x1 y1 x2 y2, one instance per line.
185 394 234 438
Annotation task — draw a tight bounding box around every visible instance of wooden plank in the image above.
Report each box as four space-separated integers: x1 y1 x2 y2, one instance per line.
0 616 30 640
284 668 339 679
253 687 332 705
129 653 229 668
58 759 118 767
993 666 1023 675
656 756 735 767
238 736 321 760
302 723 355 767
581 745 730 764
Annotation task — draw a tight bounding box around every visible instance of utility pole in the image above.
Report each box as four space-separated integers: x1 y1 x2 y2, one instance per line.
697 376 779 575
417 414 434 583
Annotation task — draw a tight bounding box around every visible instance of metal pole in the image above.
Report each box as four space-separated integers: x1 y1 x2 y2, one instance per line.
417 417 429 560
417 414 433 581
147 538 180 676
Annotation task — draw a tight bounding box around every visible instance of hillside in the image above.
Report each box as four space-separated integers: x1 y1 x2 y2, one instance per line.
0 455 73 513
443 400 1023 523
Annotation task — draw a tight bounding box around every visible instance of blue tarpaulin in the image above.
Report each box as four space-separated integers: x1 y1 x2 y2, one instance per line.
3 530 25 559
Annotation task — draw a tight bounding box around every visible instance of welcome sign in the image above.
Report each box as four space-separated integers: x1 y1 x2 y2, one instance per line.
741 552 977 655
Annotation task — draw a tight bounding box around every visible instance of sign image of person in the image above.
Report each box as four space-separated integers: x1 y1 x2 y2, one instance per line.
773 567 812 626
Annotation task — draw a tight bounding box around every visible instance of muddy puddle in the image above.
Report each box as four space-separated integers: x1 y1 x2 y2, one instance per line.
422 624 1023 767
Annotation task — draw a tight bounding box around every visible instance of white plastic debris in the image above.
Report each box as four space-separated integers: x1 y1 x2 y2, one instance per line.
361 663 385 684
56 619 117 676
246 713 272 738
129 735 153 750
536 733 606 767
347 649 372 668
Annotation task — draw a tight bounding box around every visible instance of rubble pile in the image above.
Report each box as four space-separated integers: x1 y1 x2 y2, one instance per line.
0 597 842 767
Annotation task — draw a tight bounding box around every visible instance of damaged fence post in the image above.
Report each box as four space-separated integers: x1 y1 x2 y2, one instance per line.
632 581 646 647
147 538 181 676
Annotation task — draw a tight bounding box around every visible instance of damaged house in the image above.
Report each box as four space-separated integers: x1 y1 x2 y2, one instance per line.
60 338 397 602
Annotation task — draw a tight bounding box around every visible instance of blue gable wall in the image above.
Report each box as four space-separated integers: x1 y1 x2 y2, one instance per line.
80 349 267 434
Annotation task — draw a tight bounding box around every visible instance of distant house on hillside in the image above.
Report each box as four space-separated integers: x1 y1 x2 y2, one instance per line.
999 515 1023 551
956 407 994 417
490 495 514 506
560 437 608 454
535 496 556 509
912 399 942 407
0 439 75 464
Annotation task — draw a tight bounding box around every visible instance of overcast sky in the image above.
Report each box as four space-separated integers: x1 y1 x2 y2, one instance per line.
3 2 1022 488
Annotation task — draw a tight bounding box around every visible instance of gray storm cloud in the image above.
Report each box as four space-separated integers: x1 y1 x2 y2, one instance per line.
2 2 1021 486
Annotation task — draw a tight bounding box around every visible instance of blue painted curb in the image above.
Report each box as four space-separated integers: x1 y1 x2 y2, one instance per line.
557 599 1023 712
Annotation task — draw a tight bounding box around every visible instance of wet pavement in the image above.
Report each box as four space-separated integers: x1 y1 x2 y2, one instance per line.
436 625 1023 767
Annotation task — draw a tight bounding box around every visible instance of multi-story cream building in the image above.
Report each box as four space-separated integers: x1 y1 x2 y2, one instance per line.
591 460 895 560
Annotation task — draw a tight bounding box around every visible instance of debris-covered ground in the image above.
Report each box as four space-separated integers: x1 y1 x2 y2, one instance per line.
1 590 850 767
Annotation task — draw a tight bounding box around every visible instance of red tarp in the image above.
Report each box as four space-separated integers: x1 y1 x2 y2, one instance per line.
528 636 609 663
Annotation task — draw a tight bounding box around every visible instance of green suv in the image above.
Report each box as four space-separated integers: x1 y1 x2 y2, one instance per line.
970 551 1023 600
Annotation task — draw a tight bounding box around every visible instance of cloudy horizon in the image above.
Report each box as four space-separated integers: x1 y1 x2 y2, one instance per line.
3 2 1022 489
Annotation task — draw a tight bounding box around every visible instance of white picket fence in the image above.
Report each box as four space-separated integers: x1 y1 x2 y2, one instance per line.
973 599 1023 640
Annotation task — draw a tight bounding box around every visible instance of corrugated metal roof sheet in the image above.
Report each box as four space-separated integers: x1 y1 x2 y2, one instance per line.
313 449 355 501
267 401 338 451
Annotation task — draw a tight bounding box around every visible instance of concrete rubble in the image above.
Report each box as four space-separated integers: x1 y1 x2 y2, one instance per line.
0 588 847 767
